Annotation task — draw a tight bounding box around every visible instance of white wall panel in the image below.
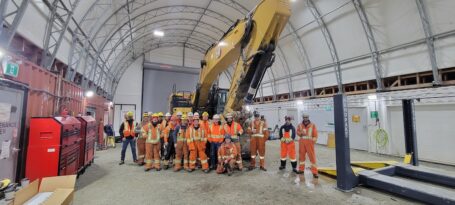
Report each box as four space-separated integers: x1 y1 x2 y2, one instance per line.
341 58 376 84
318 0 370 60
381 44 431 77
435 36 455 69
298 22 333 68
425 0 455 34
312 68 338 88
364 0 424 50
113 56 144 121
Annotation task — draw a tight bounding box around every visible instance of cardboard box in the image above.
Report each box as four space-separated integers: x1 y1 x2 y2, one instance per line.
13 175 76 205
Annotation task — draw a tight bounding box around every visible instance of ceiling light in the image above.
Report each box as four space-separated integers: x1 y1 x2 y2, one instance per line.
290 0 297 2
296 100 303 105
85 90 94 98
153 30 164 37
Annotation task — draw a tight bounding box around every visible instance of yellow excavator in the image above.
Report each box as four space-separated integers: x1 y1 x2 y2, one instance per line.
188 0 290 115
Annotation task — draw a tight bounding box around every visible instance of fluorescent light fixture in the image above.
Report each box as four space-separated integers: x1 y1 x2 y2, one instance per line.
245 105 251 111
85 90 94 98
153 30 164 37
296 100 303 106
368 94 377 100
218 41 227 46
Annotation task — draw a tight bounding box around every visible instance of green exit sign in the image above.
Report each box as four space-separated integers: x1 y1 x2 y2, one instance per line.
2 60 19 78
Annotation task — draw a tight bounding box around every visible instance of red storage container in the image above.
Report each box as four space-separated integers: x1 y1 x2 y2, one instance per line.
26 117 81 181
76 116 97 169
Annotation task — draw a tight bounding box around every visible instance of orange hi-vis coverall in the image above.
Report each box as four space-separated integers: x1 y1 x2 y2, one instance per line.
145 123 162 170
248 120 269 168
296 122 318 174
223 122 244 169
279 124 296 162
216 142 237 174
174 125 189 171
137 122 149 164
186 126 208 171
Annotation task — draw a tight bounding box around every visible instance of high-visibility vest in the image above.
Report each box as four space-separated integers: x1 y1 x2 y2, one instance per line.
298 123 314 140
147 124 161 144
176 127 186 142
219 143 236 160
189 127 205 142
123 121 136 137
281 128 293 143
140 123 149 139
224 122 242 140
210 124 224 143
250 120 265 138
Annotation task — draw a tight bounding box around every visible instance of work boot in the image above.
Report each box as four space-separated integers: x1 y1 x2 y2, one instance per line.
313 174 319 179
259 159 266 171
156 168 161 171
119 161 125 165
144 168 151 172
279 160 286 170
291 161 298 173
163 165 169 170
203 169 210 173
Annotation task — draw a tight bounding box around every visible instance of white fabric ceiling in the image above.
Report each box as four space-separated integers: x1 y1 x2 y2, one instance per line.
18 0 455 98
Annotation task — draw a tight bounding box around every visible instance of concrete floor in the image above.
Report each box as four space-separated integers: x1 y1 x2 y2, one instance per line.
74 141 455 205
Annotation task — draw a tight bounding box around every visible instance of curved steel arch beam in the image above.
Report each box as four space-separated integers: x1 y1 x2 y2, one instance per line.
95 33 211 85
110 42 207 94
277 46 294 99
101 27 216 69
307 0 343 92
415 0 441 85
110 40 208 77
0 0 29 48
90 5 237 87
353 0 384 90
287 23 315 96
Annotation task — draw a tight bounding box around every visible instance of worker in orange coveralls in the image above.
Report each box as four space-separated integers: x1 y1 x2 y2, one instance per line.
217 134 238 176
279 116 298 173
137 112 150 166
223 112 244 170
144 113 162 171
296 114 318 178
247 112 269 171
173 115 189 171
186 116 209 173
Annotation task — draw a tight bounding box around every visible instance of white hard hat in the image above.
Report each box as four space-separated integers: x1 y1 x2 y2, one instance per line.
194 112 199 117
176 112 182 116
165 112 171 117
213 114 220 119
225 113 233 118
187 112 194 117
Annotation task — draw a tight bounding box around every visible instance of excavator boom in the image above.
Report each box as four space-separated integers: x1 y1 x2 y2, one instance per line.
192 0 290 114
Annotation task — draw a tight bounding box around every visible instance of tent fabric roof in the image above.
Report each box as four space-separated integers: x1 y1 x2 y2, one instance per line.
63 0 455 98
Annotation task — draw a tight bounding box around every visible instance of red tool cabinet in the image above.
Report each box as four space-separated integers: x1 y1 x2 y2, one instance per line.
76 116 97 169
26 117 81 181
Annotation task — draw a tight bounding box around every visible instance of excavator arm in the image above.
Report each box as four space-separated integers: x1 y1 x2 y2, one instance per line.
192 0 290 114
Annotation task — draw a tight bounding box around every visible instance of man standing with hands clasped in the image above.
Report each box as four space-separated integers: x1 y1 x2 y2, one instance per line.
296 114 319 178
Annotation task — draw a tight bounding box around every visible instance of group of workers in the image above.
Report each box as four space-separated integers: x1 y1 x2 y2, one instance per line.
118 110 318 177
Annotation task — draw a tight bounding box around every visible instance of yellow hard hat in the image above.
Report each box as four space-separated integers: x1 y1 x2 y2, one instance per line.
158 112 164 117
202 112 209 117
143 112 149 117
181 114 188 120
152 113 159 118
127 111 134 117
